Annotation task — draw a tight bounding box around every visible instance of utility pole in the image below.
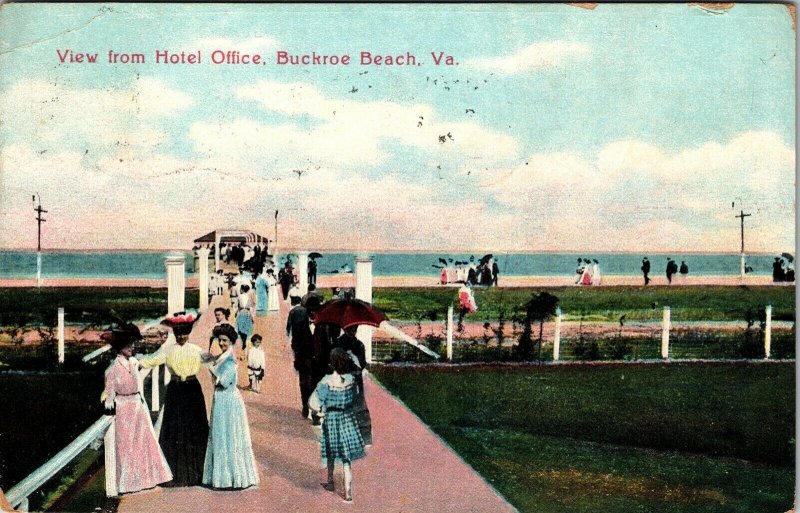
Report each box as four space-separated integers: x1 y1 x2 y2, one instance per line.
735 209 751 279
32 194 47 287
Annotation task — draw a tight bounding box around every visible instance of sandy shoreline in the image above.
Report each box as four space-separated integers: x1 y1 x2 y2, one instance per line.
0 274 784 288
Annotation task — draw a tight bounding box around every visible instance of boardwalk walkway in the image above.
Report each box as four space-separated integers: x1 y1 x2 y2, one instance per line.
119 295 517 513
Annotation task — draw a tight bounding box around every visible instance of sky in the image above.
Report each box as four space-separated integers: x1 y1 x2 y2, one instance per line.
0 3 794 253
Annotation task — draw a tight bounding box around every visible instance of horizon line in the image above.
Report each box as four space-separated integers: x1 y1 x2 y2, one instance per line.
0 246 789 257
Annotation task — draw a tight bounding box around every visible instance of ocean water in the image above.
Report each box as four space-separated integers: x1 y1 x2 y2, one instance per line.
0 252 194 279
0 250 782 280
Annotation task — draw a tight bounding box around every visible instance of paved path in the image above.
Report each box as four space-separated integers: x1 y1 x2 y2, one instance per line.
119 294 517 513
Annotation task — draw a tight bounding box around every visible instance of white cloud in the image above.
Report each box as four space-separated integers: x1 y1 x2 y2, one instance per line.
0 78 194 149
0 120 792 253
465 41 591 73
481 132 795 252
195 80 519 168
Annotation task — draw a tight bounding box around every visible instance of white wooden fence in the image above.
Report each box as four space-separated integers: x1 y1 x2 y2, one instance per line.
439 304 777 362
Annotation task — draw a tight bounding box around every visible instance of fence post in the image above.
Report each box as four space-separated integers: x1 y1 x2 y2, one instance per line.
661 306 670 359
446 306 453 361
298 251 309 296
57 307 65 364
104 423 117 497
354 255 374 364
165 254 186 316
764 304 772 359
150 366 160 412
553 307 562 361
197 247 210 313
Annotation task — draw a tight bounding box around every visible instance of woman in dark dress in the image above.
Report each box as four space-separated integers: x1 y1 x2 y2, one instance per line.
138 313 211 486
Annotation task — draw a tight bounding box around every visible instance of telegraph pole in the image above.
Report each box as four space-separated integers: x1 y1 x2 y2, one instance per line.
32 194 47 287
735 209 751 279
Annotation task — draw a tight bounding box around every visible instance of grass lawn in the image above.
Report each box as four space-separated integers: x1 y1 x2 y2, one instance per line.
371 286 795 322
0 287 200 327
372 363 794 513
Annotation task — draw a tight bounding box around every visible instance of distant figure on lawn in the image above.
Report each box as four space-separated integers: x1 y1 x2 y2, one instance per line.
666 258 678 284
773 257 786 282
641 257 651 285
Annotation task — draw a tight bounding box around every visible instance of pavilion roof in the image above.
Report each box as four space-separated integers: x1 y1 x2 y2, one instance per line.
193 229 269 244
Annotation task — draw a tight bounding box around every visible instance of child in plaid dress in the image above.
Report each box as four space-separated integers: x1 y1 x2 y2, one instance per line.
308 347 366 502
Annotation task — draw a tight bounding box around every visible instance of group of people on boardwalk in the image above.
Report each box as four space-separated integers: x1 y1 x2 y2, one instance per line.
102 313 259 497
103 273 370 502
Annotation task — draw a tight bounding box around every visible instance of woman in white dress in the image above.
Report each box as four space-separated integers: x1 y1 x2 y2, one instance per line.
266 269 280 312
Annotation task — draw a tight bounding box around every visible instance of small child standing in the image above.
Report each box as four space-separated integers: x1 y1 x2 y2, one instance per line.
308 347 366 502
247 334 266 393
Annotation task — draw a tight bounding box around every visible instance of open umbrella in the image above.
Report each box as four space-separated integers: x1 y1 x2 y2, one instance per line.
438 257 448 266
309 252 323 260
480 254 493 265
781 252 794 263
311 298 388 329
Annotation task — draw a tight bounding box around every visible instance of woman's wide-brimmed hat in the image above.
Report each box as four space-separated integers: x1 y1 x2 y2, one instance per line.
101 322 142 351
161 311 199 336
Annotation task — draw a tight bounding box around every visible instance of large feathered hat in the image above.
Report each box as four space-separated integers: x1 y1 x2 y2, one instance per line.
161 311 199 336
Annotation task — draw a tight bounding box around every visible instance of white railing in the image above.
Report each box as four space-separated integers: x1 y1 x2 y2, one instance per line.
6 359 168 510
6 416 112 511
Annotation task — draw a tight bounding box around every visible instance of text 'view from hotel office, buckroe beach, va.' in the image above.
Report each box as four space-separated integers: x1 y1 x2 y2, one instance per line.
56 49 457 66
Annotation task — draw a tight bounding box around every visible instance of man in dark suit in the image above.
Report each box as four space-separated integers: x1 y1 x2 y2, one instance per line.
278 262 294 300
286 296 314 417
308 258 317 286
641 257 651 285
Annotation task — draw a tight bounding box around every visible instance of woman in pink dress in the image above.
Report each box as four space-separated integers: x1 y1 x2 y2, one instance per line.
103 324 173 494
